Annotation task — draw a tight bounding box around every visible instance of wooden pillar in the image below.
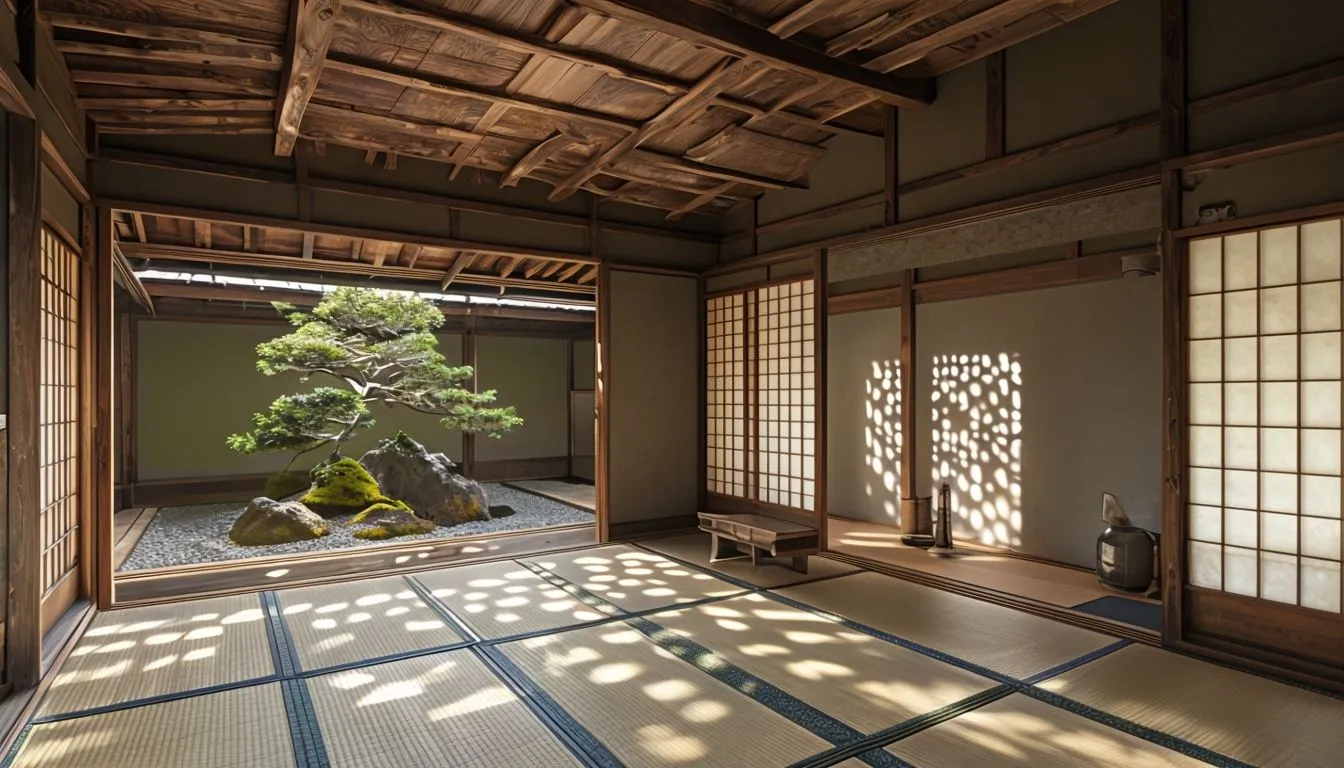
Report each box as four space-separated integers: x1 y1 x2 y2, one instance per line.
1159 0 1188 642
814 250 828 542
696 274 707 512
986 51 1007 159
461 325 477 478
6 112 41 687
884 107 899 226
595 262 612 542
898 269 924 536
93 207 116 609
116 313 138 503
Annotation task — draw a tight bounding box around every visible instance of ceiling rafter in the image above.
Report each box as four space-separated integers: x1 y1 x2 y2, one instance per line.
826 0 964 57
275 0 344 156
864 0 1061 73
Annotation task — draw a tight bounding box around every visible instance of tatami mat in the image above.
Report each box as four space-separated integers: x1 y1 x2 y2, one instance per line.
1041 644 1344 767
14 683 294 768
507 480 596 511
500 623 834 767
652 593 997 734
777 572 1114 680
886 693 1207 768
277 576 464 671
38 594 273 716
307 649 581 768
639 533 859 587
416 559 610 639
524 545 744 612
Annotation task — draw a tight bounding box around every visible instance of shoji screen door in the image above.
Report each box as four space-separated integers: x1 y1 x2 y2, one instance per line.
1185 217 1343 664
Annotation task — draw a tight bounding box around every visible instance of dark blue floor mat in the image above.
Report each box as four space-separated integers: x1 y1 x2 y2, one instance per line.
1071 595 1162 632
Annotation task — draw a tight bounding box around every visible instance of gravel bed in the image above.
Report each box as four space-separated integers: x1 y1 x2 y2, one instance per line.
119 484 594 572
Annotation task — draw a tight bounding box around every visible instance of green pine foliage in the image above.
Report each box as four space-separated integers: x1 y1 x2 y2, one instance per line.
227 287 523 462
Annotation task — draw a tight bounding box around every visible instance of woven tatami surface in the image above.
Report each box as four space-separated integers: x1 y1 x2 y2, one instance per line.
778 572 1114 679
416 559 610 639
652 593 997 734
15 684 294 768
639 533 859 588
307 649 581 768
277 575 463 671
887 693 1207 768
524 545 745 612
1042 644 1344 767
500 623 832 767
38 593 273 716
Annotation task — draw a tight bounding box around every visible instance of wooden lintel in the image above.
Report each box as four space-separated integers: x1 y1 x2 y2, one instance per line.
1166 119 1344 174
1189 57 1344 116
112 243 157 315
275 0 344 156
571 0 934 107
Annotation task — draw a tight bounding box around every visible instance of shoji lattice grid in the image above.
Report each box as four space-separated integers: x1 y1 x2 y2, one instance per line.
1186 218 1343 614
706 293 746 497
40 229 81 596
754 279 817 511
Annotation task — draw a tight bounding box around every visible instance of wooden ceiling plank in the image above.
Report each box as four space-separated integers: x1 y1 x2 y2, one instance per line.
865 0 1061 73
54 38 284 71
501 128 582 188
540 260 568 278
305 102 487 145
769 0 852 38
666 181 735 220
555 262 586 282
917 0 1124 75
79 97 276 111
441 252 477 289
193 220 212 248
497 255 523 278
577 264 599 284
549 57 759 200
45 11 276 45
399 243 422 268
569 0 933 107
70 70 274 96
275 0 344 156
131 212 148 243
523 259 548 278
826 0 963 57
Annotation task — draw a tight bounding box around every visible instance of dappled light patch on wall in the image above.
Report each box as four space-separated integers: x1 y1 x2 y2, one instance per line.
864 359 903 524
930 353 1024 548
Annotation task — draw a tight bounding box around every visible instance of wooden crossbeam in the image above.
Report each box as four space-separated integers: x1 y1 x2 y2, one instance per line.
131 212 148 243
827 0 963 57
502 129 582 188
301 232 314 258
45 11 278 45
441 252 477 289
550 58 757 200
769 0 855 38
399 243 422 268
523 259 548 278
70 70 275 96
112 243 157 315
193 220 212 248
864 0 1062 73
80 97 276 111
54 38 283 71
555 262 586 282
275 0 344 156
667 182 736 221
497 255 523 278
571 0 933 107
917 0 1124 75
577 265 600 284
540 261 568 278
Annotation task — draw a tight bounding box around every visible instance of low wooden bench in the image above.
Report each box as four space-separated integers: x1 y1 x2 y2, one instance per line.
697 512 820 574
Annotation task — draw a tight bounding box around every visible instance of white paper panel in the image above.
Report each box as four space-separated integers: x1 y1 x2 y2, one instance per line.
1225 507 1258 548
1260 551 1298 604
1225 383 1258 426
1300 558 1342 613
1302 474 1342 519
1188 294 1222 339
1301 332 1342 380
1301 429 1342 476
1260 335 1297 380
1189 237 1222 294
1261 510 1298 553
1260 226 1298 287
1260 286 1298 335
1189 426 1221 467
1260 382 1298 427
1189 505 1222 543
1262 472 1299 515
1224 546 1258 596
1190 383 1222 425
1224 233 1258 290
1260 428 1297 472
1224 426 1258 469
1189 541 1222 589
1224 291 1259 337
1302 381 1341 427
1301 517 1341 560
1225 469 1258 509
1223 337 1257 381
1189 467 1222 506
1302 220 1342 283
1301 281 1342 332
1189 340 1222 382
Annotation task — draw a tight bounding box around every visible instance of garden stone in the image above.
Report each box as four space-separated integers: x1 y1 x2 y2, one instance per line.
230 497 328 546
360 432 490 526
301 457 388 518
348 502 437 540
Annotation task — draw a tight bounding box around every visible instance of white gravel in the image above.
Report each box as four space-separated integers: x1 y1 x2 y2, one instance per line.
119 484 594 572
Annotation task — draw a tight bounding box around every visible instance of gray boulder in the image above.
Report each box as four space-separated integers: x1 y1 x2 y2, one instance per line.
359 432 490 526
230 497 329 546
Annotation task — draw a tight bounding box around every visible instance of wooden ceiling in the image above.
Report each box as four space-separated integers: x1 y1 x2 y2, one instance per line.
50 0 1120 217
112 209 599 295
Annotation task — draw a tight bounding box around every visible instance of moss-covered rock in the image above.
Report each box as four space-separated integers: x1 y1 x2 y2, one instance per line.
301 457 388 518
359 432 489 526
230 497 328 546
349 502 437 540
265 470 312 500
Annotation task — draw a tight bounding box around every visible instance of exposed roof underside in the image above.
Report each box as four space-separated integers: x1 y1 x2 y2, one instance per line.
49 0 1120 217
112 209 600 297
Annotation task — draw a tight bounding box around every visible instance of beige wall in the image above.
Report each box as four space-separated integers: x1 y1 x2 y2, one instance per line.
607 270 699 526
475 335 568 462
827 307 903 527
572 339 595 390
913 277 1163 567
136 320 464 480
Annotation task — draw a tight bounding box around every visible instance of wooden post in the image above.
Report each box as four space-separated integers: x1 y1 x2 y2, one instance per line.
1158 0 1188 644
898 268 922 535
696 274 707 512
595 262 612 541
814 249 829 543
93 207 116 609
462 326 477 478
7 112 41 687
884 106 899 225
986 51 1007 159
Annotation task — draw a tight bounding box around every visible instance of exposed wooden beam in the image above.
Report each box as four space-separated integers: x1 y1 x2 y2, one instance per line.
540 261 568 278
667 182 736 221
986 51 1006 159
1189 57 1344 115
1167 119 1344 175
40 132 89 204
917 0 1125 76
275 0 344 156
54 38 283 71
301 232 314 258
243 226 254 251
112 243 157 315
865 0 1059 73
501 128 581 188
70 69 275 96
79 97 277 112
497 255 523 279
555 262 586 282
441 252 477 289
131 212 148 243
572 0 933 107
193 220 212 248
550 58 758 200
523 260 548 278
400 243 422 268
769 0 859 38
577 265 600 284
827 0 963 56
0 55 36 117
45 11 277 45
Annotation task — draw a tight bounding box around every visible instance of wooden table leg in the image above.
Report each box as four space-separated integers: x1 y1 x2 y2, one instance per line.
790 555 809 574
710 533 747 563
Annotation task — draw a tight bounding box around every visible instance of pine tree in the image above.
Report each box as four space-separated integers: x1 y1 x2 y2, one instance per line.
227 287 522 467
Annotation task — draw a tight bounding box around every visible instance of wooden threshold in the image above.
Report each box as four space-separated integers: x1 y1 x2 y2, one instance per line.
0 601 95 761
113 522 597 606
823 550 1161 645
